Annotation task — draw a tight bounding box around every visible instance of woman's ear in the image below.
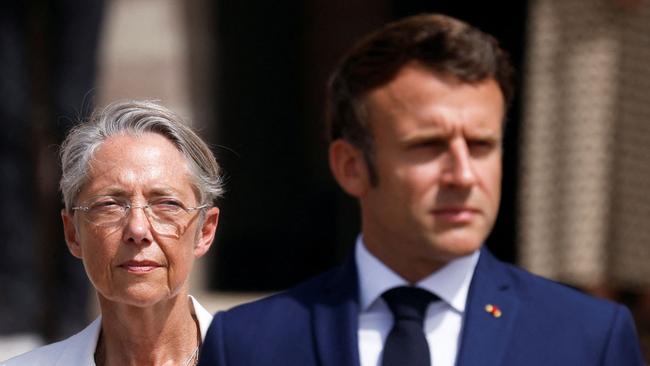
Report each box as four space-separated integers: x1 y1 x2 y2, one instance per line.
328 139 371 198
62 209 83 259
194 206 219 258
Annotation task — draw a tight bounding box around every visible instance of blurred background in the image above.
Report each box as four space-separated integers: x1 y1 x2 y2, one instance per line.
1 0 648 361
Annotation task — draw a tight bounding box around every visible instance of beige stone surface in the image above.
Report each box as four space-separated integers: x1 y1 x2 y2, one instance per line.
96 0 192 119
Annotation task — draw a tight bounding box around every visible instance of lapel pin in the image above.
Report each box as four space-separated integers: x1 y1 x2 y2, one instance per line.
484 304 502 318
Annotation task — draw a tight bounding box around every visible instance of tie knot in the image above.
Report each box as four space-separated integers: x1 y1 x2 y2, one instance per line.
382 286 438 322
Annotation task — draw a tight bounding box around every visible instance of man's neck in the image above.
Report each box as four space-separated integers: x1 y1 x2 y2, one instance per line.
361 231 448 283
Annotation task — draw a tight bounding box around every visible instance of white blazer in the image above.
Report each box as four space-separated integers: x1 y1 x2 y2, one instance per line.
1 296 213 366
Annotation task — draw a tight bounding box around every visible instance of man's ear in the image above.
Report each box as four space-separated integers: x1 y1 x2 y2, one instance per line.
194 206 219 258
329 139 371 198
61 210 83 259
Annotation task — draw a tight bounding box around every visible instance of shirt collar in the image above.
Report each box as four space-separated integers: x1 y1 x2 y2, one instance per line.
356 235 479 314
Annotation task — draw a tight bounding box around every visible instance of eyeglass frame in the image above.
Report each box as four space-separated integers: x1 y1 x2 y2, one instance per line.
70 196 210 237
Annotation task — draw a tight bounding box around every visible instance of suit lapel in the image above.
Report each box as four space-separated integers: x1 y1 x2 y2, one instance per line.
312 255 361 366
455 249 520 366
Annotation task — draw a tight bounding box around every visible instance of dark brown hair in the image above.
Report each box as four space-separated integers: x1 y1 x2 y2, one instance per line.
326 14 514 184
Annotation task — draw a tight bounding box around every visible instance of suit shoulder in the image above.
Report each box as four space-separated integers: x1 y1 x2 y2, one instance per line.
501 261 626 320
224 266 340 319
201 269 344 365
482 258 643 364
204 266 345 362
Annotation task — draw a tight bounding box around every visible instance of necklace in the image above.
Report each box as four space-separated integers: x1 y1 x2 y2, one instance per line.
182 345 200 366
182 313 202 366
94 313 201 365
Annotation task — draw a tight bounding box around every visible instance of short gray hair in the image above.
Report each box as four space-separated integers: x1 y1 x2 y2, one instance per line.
60 100 224 211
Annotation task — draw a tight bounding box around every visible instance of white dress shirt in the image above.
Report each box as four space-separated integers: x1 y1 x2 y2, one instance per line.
356 236 479 366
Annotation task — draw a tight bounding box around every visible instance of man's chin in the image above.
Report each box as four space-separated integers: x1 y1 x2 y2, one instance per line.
425 232 485 259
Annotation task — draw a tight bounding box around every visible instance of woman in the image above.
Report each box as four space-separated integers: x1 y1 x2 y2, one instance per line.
2 100 222 365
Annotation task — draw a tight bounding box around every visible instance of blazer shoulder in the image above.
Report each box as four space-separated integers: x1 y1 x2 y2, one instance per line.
2 318 100 366
2 337 72 366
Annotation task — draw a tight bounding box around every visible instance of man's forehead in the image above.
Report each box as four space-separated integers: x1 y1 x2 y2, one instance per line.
362 66 504 132
367 62 501 100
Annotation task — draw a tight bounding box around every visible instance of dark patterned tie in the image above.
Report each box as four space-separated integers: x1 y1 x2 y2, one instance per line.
381 286 438 366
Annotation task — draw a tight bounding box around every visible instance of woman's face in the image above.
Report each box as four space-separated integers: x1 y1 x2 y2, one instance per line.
61 133 219 308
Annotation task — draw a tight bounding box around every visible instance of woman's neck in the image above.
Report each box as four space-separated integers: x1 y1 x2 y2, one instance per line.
95 293 200 366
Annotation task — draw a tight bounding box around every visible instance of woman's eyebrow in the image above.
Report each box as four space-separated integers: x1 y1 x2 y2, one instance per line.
89 187 129 198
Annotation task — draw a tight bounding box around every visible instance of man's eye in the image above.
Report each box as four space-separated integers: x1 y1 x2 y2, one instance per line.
411 139 446 150
469 140 495 149
467 140 498 157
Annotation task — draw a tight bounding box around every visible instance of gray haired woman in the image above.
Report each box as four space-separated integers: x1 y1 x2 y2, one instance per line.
2 100 222 366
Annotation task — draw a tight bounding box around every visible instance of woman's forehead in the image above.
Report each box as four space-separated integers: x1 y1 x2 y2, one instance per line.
81 133 194 198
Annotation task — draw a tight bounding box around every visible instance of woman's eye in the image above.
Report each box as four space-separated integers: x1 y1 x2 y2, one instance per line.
152 199 185 211
160 200 182 207
92 200 119 208
89 200 123 212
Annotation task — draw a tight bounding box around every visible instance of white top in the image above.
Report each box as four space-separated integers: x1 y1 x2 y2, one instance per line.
356 236 479 366
1 296 213 366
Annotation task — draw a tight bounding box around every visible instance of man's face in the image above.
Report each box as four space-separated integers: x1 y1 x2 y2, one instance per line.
61 133 219 307
357 62 504 279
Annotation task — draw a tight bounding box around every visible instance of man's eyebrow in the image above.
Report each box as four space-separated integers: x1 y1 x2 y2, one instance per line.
464 127 502 140
401 133 448 145
400 124 451 141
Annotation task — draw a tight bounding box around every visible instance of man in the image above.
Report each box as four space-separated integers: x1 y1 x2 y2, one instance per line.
198 14 644 366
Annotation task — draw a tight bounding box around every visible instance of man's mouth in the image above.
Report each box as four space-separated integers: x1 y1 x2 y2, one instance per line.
431 207 480 223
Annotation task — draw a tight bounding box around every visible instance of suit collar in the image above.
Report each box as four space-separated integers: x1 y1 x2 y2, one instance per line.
311 247 519 366
312 252 361 366
356 237 479 314
455 247 520 366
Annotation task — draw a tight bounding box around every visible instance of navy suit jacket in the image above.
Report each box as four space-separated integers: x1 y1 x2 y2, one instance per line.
198 249 644 365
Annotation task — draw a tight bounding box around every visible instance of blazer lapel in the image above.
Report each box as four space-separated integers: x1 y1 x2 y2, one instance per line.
312 254 361 366
55 316 102 366
455 249 520 366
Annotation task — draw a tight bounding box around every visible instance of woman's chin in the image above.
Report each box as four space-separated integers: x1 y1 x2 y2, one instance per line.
99 286 173 308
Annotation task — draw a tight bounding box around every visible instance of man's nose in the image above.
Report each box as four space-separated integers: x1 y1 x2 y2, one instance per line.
121 206 154 245
440 139 477 187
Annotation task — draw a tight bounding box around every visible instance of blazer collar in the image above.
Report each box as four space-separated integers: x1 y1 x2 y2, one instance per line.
312 253 361 366
455 247 520 366
55 316 102 366
190 295 214 341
